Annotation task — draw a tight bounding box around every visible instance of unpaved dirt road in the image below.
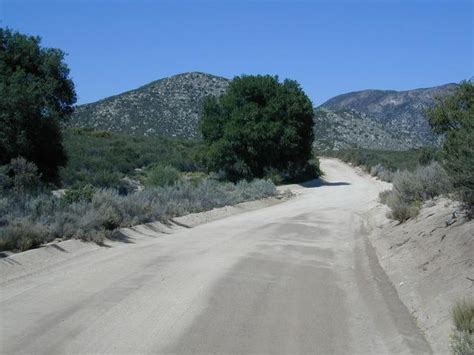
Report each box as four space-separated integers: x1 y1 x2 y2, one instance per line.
0 159 432 354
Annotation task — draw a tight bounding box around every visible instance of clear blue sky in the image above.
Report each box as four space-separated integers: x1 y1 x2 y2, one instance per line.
1 0 472 105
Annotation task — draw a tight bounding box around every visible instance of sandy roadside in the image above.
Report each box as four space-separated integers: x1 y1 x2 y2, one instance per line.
1 158 468 354
0 195 290 285
365 196 474 354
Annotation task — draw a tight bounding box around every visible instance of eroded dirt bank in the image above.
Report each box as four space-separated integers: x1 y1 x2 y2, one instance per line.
366 198 474 354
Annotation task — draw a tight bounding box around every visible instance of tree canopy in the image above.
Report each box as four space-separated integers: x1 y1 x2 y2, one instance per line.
200 75 317 182
428 80 474 212
0 28 76 182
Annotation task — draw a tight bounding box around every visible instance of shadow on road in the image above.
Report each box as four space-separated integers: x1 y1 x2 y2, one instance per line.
298 178 351 188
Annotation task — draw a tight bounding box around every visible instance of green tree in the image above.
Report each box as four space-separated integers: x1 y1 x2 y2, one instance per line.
200 75 317 182
0 28 76 182
428 80 474 213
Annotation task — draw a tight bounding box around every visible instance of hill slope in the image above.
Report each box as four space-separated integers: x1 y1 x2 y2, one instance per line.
70 72 229 138
317 84 457 149
71 73 457 149
313 108 417 151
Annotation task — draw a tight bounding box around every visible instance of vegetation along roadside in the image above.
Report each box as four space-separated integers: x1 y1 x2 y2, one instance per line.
1 29 321 252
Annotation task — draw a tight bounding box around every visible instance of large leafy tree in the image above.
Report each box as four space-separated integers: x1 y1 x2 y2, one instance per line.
200 75 316 181
0 28 76 182
428 80 474 212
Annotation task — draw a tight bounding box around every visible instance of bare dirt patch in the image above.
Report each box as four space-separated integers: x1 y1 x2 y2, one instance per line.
366 198 474 354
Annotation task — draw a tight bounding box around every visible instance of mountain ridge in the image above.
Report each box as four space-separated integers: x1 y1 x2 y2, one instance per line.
69 72 458 149
317 83 457 149
70 72 230 138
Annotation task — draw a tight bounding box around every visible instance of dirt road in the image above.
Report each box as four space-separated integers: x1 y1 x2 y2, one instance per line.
0 159 432 354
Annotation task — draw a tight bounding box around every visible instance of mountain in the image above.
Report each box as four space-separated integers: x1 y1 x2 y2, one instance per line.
313 108 417 151
70 72 230 138
316 84 457 150
71 73 457 150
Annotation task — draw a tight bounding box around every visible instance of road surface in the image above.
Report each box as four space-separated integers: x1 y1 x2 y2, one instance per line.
0 159 432 354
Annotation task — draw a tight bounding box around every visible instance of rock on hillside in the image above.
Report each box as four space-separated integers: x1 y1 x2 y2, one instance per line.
70 72 230 138
318 84 457 148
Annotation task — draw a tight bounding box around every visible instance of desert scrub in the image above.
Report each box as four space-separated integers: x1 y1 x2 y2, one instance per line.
328 148 425 173
379 162 452 222
60 129 204 188
0 178 277 252
0 219 52 251
450 299 474 355
144 164 181 187
327 147 441 182
370 163 394 182
62 184 95 204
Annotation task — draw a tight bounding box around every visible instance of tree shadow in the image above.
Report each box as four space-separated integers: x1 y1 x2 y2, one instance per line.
298 178 351 188
107 230 135 244
49 244 69 253
0 253 21 264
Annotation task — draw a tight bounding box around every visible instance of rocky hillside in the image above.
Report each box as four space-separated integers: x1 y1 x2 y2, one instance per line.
313 108 416 151
316 84 457 150
71 73 457 150
70 72 229 138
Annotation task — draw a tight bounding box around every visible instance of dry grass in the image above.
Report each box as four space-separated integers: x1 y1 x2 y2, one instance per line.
450 298 474 355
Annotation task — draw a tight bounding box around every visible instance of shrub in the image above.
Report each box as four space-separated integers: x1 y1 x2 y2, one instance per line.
451 331 474 355
370 164 394 182
263 168 285 185
328 148 424 174
181 172 207 186
62 184 95 204
378 190 392 204
145 165 181 187
385 194 421 222
414 162 452 200
393 162 450 203
450 299 474 355
378 169 394 182
418 147 439 166
237 179 277 199
0 178 277 251
380 162 451 222
0 219 52 251
91 130 112 138
453 299 474 334
8 157 42 195
370 163 383 176
391 170 423 205
60 129 204 188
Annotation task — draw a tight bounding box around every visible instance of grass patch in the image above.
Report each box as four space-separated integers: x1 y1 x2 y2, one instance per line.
450 299 474 355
